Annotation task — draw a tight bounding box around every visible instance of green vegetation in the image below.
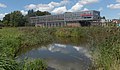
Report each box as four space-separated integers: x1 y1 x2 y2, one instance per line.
27 10 51 17
0 55 47 70
3 11 26 27
89 27 120 70
55 27 88 37
55 27 119 70
0 27 120 70
21 59 47 70
0 28 49 70
1 10 51 27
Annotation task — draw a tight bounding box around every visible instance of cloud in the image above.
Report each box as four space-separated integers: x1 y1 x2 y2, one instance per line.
79 0 99 5
0 13 7 20
21 10 28 15
69 3 83 12
25 0 69 12
0 10 27 20
25 4 54 12
116 0 120 2
25 0 98 14
68 0 98 12
25 4 36 10
82 8 89 11
50 0 69 7
52 6 67 14
0 3 7 8
107 4 120 9
107 0 120 9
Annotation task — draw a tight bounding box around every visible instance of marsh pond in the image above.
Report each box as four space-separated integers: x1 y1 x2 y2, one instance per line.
17 37 91 70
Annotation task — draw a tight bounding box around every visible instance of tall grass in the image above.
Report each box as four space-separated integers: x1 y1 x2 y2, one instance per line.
0 27 119 70
0 28 22 57
21 59 47 70
0 55 19 70
88 27 120 70
55 27 88 37
18 27 55 47
55 27 120 70
0 27 47 70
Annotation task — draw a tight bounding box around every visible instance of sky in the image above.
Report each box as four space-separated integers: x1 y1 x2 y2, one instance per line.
0 0 120 20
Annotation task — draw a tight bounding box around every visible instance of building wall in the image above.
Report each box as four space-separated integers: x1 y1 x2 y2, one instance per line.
66 21 81 27
30 10 100 27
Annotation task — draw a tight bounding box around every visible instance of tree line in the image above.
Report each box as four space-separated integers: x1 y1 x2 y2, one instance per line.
1 10 51 27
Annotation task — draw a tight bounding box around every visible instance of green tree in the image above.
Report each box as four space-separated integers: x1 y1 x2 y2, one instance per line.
3 11 26 27
25 10 51 26
28 9 36 17
12 11 25 26
35 10 51 16
103 16 106 19
3 14 10 26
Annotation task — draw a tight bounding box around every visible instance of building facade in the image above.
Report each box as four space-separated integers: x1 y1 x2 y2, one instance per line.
30 10 101 27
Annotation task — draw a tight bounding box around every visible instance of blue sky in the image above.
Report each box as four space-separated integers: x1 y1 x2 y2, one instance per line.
0 0 120 20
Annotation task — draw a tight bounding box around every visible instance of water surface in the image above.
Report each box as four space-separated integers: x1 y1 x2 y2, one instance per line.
17 43 91 70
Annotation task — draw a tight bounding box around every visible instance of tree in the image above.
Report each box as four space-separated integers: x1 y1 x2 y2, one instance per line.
3 14 10 26
28 9 36 17
35 10 51 16
103 16 106 19
12 11 25 26
3 11 26 27
24 10 51 26
0 20 3 26
27 10 51 17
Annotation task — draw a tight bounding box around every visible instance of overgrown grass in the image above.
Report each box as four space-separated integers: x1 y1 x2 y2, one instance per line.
0 27 120 70
89 27 120 70
55 27 88 37
55 27 120 70
0 27 48 70
0 28 22 57
0 55 19 70
21 59 47 70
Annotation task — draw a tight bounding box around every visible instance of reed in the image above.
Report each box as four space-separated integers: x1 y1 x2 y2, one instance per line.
0 27 119 70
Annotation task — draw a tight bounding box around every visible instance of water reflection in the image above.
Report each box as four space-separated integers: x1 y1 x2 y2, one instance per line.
17 43 91 70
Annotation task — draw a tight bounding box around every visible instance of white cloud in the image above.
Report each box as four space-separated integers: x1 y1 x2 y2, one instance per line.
0 3 7 8
25 4 36 10
37 4 54 12
82 8 89 11
116 0 120 2
21 10 28 15
69 3 83 12
0 13 7 20
107 0 120 9
79 0 99 5
25 4 53 12
50 0 69 7
25 0 98 14
25 0 69 12
52 6 67 14
68 0 98 12
107 4 120 9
